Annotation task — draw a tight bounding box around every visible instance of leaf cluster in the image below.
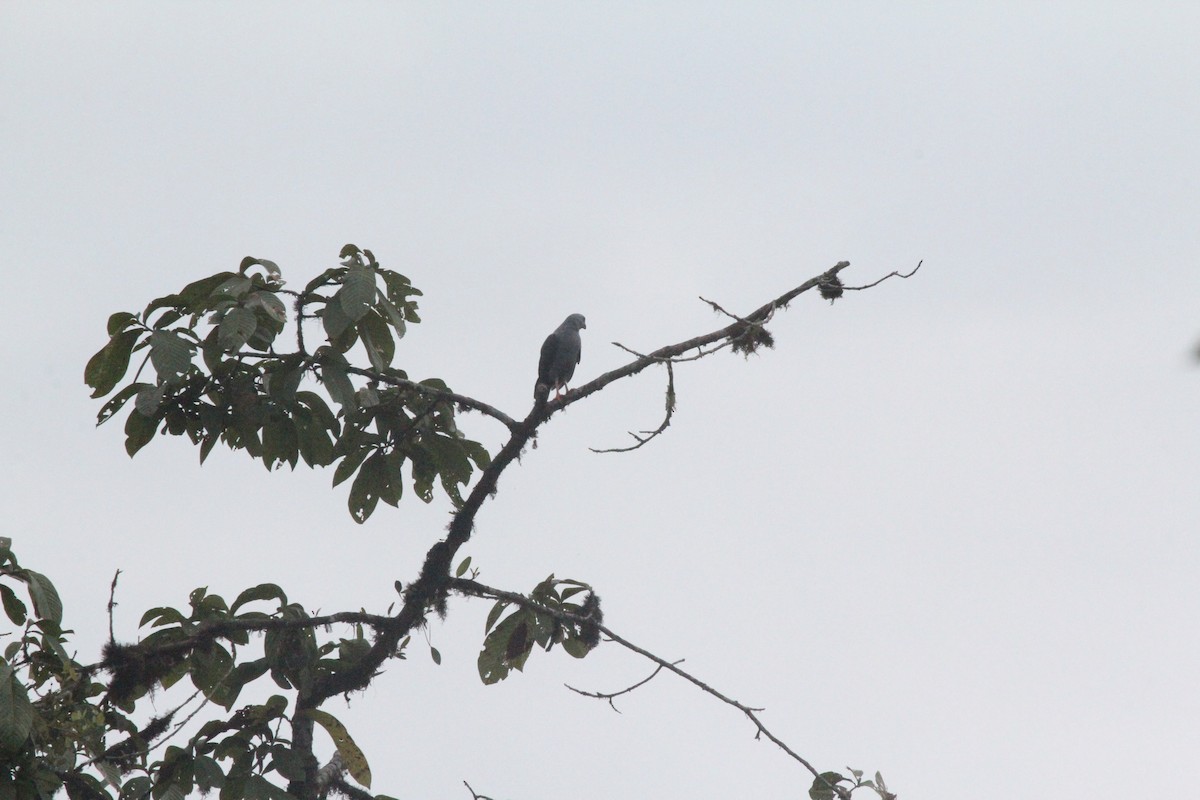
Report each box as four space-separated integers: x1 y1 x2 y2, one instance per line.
0 541 405 800
0 542 105 800
809 768 896 800
476 576 602 685
83 245 490 523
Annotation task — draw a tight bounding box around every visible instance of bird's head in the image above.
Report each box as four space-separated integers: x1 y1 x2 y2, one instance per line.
565 313 586 330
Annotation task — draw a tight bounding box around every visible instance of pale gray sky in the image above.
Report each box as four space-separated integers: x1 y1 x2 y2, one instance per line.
3 4 1199 799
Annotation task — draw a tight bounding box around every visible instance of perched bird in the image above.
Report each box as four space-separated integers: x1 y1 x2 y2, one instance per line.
536 313 587 399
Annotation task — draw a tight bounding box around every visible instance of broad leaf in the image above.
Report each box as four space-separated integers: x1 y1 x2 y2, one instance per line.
124 405 159 456
339 264 376 322
85 329 143 398
306 709 372 788
0 584 26 625
22 569 62 625
231 584 288 614
318 353 356 411
0 661 33 753
218 306 258 351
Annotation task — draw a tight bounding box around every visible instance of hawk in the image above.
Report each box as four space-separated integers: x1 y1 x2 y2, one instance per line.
536 313 586 399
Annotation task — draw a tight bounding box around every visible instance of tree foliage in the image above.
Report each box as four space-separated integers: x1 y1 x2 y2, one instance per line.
3 247 913 800
84 245 487 522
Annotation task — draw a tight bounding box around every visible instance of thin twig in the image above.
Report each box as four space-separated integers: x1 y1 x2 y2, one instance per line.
450 578 822 782
556 262 852 414
590 361 675 453
564 659 683 712
107 570 121 643
699 296 777 327
463 780 496 800
610 340 731 363
233 348 521 432
843 260 922 291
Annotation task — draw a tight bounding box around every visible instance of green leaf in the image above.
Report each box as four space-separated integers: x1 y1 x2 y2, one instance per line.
121 776 154 800
318 352 356 411
297 390 337 427
231 584 287 614
484 600 509 634
409 446 435 504
213 274 253 299
380 269 423 310
262 414 298 471
0 584 27 625
85 329 144 398
22 569 62 625
809 772 847 800
294 408 335 468
97 382 151 426
378 449 404 507
107 311 138 336
376 293 407 339
322 299 353 342
347 451 387 523
461 438 492 470
0 661 34 753
218 306 258 351
306 709 372 788
247 289 287 323
193 756 226 791
265 362 304 404
144 271 238 318
140 606 186 627
239 257 282 283
477 610 535 685
135 384 166 417
332 446 371 488
430 646 441 665
339 265 376 322
561 636 590 658
304 266 344 294
455 556 472 578
357 309 393 372
152 308 184 329
270 745 306 782
190 643 235 706
124 403 159 456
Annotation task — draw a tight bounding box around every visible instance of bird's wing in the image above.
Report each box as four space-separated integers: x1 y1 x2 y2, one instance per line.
555 330 581 384
538 333 559 385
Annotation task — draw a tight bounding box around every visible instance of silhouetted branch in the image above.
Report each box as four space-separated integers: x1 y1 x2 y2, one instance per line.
590 361 675 453
450 577 829 786
463 781 496 800
284 260 910 793
107 570 121 642
558 261 852 411
564 659 683 712
843 260 922 291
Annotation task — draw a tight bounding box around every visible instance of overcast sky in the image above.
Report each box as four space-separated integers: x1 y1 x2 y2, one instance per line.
3 4 1199 799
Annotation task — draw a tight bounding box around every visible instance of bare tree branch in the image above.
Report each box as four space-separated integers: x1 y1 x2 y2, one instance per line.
463 780 496 800
450 577 827 784
843 260 922 291
553 261 852 412
564 659 684 712
590 361 675 453
283 260 906 794
107 569 121 642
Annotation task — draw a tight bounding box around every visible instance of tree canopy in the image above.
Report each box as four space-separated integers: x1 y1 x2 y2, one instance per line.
2 246 916 800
